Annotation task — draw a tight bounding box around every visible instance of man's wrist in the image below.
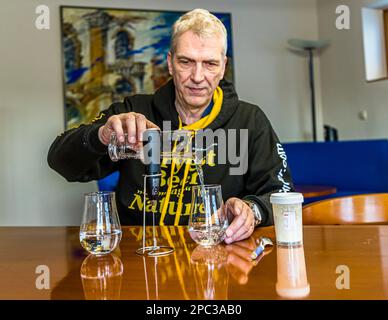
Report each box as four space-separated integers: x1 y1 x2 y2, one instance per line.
243 199 262 227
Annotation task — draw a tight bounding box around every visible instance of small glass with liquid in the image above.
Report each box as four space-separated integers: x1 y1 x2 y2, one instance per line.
188 185 228 247
80 191 122 255
108 129 198 163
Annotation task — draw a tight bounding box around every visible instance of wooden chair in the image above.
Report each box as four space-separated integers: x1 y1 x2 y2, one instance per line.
302 193 388 225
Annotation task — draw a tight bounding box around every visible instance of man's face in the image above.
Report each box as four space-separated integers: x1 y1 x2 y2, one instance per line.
167 30 227 111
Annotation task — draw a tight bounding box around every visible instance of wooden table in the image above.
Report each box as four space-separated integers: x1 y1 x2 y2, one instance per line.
0 226 387 300
295 185 337 198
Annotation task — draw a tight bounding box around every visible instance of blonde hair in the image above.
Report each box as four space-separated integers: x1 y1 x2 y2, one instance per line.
170 8 227 56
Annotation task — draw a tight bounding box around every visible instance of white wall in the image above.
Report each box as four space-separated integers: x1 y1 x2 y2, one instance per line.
0 0 320 226
317 0 388 140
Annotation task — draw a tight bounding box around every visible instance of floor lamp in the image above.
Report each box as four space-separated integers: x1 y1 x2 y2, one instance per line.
287 39 330 142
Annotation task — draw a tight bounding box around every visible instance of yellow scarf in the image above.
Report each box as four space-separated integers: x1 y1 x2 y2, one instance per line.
159 86 223 225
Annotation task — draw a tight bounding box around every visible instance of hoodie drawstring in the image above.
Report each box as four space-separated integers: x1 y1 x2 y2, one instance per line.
159 86 223 225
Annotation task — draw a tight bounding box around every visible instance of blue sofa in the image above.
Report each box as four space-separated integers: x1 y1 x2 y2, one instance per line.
283 139 388 204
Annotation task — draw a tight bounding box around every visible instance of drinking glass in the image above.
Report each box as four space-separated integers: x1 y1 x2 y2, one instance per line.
80 191 122 255
108 132 142 161
108 130 197 162
188 185 228 247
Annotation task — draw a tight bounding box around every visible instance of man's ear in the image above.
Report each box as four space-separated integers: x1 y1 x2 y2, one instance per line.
167 51 173 76
221 56 227 79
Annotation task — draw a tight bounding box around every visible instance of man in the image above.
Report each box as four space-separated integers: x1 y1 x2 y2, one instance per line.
48 9 293 244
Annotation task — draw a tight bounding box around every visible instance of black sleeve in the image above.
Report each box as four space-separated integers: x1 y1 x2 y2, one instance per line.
243 109 294 227
47 101 129 182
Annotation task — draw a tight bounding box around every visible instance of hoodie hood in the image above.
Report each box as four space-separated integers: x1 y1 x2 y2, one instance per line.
152 79 240 130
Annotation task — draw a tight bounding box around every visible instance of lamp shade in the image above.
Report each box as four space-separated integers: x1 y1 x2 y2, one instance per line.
288 39 330 50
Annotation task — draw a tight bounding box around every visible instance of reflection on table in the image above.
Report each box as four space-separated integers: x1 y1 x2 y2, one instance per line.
189 245 228 300
276 246 309 299
80 253 123 300
1 225 388 299
120 226 270 300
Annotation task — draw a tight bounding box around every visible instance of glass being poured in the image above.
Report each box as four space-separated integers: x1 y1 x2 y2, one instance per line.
108 129 216 199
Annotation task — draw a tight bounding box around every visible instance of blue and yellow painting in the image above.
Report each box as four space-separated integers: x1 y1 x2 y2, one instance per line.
61 6 234 129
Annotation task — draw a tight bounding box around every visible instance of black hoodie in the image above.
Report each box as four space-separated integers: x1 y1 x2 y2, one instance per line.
48 79 293 226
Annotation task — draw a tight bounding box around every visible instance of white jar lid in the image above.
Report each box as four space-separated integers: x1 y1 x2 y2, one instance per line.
270 192 304 205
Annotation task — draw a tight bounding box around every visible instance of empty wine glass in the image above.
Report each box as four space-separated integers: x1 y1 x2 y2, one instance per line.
80 191 122 255
188 185 228 247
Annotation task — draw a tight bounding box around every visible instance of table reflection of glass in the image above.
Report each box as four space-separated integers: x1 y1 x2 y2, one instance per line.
129 227 270 300
190 245 229 300
80 253 123 300
276 245 310 299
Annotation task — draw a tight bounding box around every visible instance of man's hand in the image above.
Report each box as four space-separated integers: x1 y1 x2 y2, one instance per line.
98 112 160 146
224 197 255 244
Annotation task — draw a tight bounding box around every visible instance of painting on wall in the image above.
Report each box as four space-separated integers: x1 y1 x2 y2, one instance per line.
60 6 234 130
